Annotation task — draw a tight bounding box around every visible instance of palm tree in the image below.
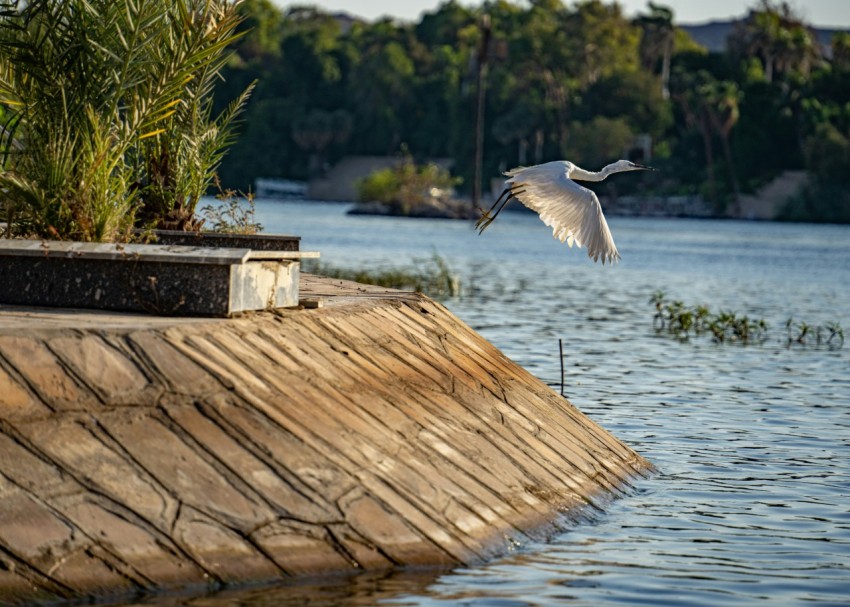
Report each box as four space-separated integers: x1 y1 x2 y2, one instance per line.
671 69 741 211
702 79 741 204
133 1 255 231
728 1 822 83
0 0 251 240
636 2 674 99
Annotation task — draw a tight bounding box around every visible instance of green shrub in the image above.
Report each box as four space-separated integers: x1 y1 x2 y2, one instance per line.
357 167 401 204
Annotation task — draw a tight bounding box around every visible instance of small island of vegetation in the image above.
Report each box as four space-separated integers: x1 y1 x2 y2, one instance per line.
350 153 473 218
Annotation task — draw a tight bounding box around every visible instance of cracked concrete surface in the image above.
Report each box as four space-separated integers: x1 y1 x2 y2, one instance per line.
0 274 653 604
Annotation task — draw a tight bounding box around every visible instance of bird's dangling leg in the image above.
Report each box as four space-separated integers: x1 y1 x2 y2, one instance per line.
475 188 511 230
476 187 524 234
490 188 524 222
476 193 513 233
482 187 512 217
476 188 525 234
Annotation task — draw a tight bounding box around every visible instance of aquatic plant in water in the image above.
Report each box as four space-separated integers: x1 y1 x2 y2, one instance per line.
650 291 842 349
785 317 844 349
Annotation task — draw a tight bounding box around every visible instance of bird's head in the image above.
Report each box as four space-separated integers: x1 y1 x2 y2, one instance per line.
616 159 656 172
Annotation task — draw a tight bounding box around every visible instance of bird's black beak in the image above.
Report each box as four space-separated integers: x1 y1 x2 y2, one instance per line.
633 163 657 171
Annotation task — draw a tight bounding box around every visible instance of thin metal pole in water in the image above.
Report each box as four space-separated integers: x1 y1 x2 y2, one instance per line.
559 338 565 397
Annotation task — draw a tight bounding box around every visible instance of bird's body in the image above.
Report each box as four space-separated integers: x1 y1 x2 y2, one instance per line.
476 159 654 264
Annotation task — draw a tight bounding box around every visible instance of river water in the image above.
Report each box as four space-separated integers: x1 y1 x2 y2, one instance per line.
126 200 850 606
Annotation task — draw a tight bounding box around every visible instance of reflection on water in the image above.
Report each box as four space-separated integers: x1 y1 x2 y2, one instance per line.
118 568 447 607
120 200 850 606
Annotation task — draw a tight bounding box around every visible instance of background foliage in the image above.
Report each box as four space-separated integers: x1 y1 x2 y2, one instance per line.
211 0 850 223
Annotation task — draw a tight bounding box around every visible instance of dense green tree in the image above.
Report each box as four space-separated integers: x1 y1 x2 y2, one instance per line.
416 0 476 47
579 70 673 138
492 103 537 165
705 79 742 201
234 0 283 63
732 79 802 183
780 121 850 223
565 116 635 168
277 7 345 103
804 123 850 185
670 68 719 203
563 1 640 86
347 35 416 154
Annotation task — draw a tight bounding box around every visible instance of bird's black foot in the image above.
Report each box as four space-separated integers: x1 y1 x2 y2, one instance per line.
475 210 493 234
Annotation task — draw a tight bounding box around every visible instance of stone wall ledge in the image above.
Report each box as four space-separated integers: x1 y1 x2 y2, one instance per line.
0 274 653 605
0 240 318 317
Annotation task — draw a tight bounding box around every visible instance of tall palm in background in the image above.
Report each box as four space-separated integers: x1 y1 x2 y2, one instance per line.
728 0 822 83
636 2 674 99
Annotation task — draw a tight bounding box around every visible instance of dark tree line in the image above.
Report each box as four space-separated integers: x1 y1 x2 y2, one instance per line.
214 0 850 222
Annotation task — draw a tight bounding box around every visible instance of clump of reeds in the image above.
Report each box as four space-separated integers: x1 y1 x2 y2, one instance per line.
650 290 843 349
785 317 844 349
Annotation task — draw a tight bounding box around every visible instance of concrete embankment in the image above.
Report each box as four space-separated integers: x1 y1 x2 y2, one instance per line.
0 274 652 604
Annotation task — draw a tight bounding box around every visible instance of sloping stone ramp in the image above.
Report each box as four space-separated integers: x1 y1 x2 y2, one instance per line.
0 274 652 604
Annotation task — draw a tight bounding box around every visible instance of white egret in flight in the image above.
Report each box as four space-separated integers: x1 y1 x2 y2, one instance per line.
475 159 655 264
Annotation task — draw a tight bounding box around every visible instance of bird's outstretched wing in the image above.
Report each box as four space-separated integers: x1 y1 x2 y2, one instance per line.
506 165 621 264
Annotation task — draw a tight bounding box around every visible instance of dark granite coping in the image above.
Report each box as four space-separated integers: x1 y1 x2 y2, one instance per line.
144 229 301 252
149 229 300 242
0 240 318 265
